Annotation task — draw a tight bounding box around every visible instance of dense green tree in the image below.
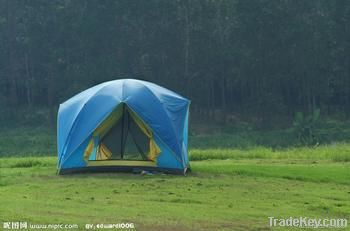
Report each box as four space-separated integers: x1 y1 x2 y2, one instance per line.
0 0 349 126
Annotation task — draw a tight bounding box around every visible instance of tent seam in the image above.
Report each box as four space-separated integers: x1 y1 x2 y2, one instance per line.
139 83 184 158
59 82 118 167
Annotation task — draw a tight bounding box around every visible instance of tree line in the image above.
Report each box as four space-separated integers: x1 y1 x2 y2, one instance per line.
0 0 349 126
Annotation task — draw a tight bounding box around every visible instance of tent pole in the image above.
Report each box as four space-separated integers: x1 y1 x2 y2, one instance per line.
120 104 125 159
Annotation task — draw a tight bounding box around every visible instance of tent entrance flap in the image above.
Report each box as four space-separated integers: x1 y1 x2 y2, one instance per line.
84 103 161 163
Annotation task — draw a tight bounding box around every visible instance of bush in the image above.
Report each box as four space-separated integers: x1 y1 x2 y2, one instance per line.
292 109 321 146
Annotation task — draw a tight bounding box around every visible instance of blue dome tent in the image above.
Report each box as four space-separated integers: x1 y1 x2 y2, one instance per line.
57 79 190 175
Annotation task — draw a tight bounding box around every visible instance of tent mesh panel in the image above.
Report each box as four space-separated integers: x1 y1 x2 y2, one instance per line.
99 104 149 160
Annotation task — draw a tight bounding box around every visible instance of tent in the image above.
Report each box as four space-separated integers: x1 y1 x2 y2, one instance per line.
57 79 190 175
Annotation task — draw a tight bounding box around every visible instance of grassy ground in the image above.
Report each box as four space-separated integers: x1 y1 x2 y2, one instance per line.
1 147 349 231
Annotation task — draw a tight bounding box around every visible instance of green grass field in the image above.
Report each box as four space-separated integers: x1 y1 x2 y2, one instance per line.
1 146 349 231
